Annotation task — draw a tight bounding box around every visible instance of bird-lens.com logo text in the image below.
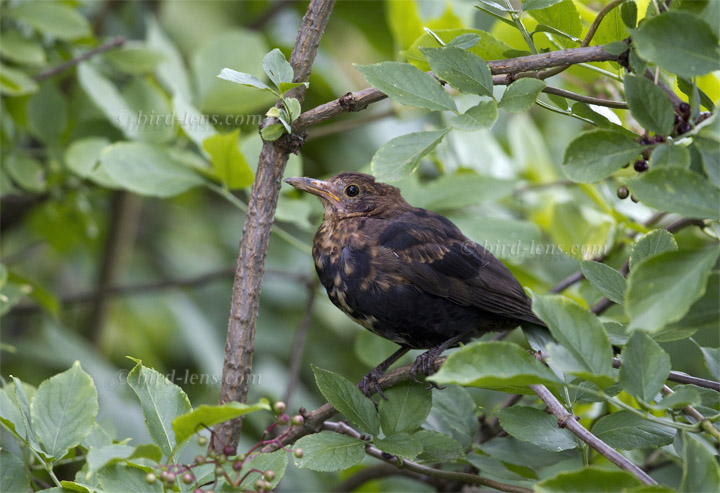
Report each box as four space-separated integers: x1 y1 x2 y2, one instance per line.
115 110 263 131
109 368 261 389
464 239 610 260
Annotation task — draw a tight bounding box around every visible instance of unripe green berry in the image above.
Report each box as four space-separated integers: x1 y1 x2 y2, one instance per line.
165 472 177 483
264 470 276 481
273 401 286 414
182 472 195 484
294 448 304 458
277 413 290 425
197 436 208 446
291 415 304 426
215 465 226 476
145 473 157 484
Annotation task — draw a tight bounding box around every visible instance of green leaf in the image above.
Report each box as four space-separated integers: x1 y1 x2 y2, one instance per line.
104 45 166 74
563 130 643 182
386 0 423 49
626 247 720 332
662 272 720 338
496 406 576 451
77 63 134 138
650 143 690 169
414 430 465 462
621 1 637 28
532 295 614 386
9 377 38 450
450 101 498 131
31 361 98 460
629 229 677 270
121 77 175 144
64 138 118 188
5 154 45 193
481 435 576 470
86 443 162 479
632 11 720 78
172 94 217 149
97 463 162 493
404 29 514 71
217 68 273 93
420 47 492 96
27 82 68 144
147 16 191 100
9 2 90 40
698 346 720 380
371 128 450 182
100 142 206 198
409 173 513 210
236 449 288 490
202 130 254 189
694 137 720 188
263 48 294 87
261 123 285 141
680 432 720 492
619 331 671 402
602 41 629 55
172 401 269 448
447 33 482 49
522 0 564 11
590 411 676 449
378 382 432 435
278 81 308 95
498 78 546 113
374 432 423 459
0 30 45 66
426 386 479 448
0 450 30 493
355 62 457 112
312 366 380 435
126 360 191 458
293 431 365 472
624 74 674 136
0 387 25 439
537 467 641 492
429 341 561 391
0 62 38 96
528 0 581 48
580 261 626 305
651 385 701 410
464 454 529 481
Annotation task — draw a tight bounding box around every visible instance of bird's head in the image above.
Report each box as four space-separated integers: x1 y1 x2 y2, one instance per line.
284 172 407 219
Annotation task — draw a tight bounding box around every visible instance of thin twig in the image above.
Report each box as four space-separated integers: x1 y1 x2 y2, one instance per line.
612 358 720 392
214 0 337 450
323 421 533 493
662 385 720 442
283 279 318 407
307 108 395 139
531 383 657 485
542 86 628 109
33 36 125 81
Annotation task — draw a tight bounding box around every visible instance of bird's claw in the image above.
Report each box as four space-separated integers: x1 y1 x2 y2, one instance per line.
409 348 446 390
358 368 388 405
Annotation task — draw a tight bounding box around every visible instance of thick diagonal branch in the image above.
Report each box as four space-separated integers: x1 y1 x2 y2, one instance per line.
214 0 336 450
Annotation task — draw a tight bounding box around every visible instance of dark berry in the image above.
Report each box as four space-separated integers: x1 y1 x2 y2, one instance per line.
223 445 236 456
640 137 651 146
674 114 682 124
631 194 639 203
617 186 629 199
654 135 666 143
679 102 691 117
677 122 691 135
634 160 649 172
233 461 243 471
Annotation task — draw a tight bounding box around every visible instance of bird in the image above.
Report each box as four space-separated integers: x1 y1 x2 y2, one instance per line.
284 172 544 397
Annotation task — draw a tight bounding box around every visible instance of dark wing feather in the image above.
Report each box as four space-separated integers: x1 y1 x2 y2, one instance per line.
377 209 543 325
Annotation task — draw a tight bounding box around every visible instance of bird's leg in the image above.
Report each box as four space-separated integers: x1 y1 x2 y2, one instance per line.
410 331 472 388
357 346 410 401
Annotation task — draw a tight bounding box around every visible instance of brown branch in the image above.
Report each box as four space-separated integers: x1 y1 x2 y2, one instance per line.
612 358 720 392
33 36 125 82
307 108 395 139
214 0 336 450
323 421 533 493
530 383 657 485
294 45 620 132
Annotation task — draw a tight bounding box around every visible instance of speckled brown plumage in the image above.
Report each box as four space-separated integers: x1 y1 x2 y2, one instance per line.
285 172 544 393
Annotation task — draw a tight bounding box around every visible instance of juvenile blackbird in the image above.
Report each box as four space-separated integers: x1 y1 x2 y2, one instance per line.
285 172 544 395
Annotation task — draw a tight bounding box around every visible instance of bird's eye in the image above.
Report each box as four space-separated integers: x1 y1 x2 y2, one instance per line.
345 185 360 197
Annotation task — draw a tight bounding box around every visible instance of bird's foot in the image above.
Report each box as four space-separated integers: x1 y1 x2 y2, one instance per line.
358 367 388 404
409 347 445 390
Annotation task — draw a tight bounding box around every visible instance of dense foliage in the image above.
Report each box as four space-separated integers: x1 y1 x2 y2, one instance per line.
1 0 719 491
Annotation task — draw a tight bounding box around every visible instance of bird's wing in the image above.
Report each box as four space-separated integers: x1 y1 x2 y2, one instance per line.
377 210 542 324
